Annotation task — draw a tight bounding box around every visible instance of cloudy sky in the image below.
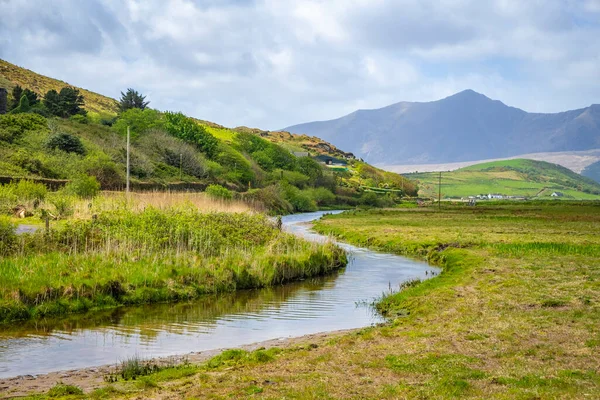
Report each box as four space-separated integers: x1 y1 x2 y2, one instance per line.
1 0 599 130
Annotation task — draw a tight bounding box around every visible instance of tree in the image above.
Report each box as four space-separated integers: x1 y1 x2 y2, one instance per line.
119 88 149 112
46 132 86 155
58 87 85 117
164 112 219 158
9 85 23 110
44 87 85 117
22 89 39 106
10 95 31 114
43 89 61 116
112 108 164 138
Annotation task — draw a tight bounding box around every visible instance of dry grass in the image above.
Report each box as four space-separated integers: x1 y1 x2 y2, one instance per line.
70 190 253 219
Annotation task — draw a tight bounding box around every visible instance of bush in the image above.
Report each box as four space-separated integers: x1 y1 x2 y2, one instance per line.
11 179 48 202
66 175 100 199
48 193 75 218
307 187 336 206
82 155 124 189
46 132 86 155
360 191 379 206
205 184 233 200
279 170 311 189
164 112 219 158
69 114 88 124
242 185 293 215
283 184 317 212
0 216 17 255
113 108 164 138
0 113 47 143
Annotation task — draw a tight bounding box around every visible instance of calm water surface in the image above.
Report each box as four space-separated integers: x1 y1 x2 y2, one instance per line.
0 211 437 378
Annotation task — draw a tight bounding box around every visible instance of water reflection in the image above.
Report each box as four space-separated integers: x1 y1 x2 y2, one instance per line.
0 211 437 378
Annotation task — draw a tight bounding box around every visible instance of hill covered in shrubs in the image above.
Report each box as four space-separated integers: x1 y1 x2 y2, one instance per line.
0 59 416 214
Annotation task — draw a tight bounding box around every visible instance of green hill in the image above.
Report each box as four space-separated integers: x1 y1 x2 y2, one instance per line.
582 160 600 184
0 59 118 115
0 59 416 214
406 159 600 200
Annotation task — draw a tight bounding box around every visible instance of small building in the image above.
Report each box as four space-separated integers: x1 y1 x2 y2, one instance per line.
551 192 564 197
0 88 7 115
314 154 348 166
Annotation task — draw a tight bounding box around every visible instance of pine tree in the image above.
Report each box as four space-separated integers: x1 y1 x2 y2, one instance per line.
119 88 149 112
22 89 39 106
43 89 61 116
58 87 86 117
9 85 23 110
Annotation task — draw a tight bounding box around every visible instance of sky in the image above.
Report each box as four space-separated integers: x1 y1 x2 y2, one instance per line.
0 0 599 130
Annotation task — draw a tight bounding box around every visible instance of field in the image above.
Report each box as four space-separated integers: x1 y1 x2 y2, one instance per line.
408 158 600 200
16 202 600 399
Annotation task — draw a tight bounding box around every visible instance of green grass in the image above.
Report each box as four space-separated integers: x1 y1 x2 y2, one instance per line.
407 158 600 199
20 202 599 399
0 208 346 323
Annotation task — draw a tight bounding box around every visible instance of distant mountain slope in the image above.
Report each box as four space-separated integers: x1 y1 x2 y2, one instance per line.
582 160 600 184
0 59 118 115
284 90 600 165
406 159 600 199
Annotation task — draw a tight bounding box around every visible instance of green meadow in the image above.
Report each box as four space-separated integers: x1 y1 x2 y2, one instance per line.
20 202 600 399
409 158 600 200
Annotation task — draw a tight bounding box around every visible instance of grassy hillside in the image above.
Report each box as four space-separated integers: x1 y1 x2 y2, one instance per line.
0 59 416 214
0 59 118 115
582 160 600 184
406 159 600 200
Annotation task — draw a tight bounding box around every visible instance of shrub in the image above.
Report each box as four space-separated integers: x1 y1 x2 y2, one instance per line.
205 184 233 200
0 113 47 143
164 112 219 158
82 155 124 189
283 184 317 212
279 170 311 189
66 175 100 199
46 132 86 155
242 185 293 215
360 191 379 206
0 216 17 255
297 157 324 181
12 180 47 202
48 193 75 218
113 108 164 138
69 114 88 124
307 187 336 206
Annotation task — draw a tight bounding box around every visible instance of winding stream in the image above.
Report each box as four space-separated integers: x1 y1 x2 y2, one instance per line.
0 211 437 378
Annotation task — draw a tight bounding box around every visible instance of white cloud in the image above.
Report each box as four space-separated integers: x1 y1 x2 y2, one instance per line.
0 0 599 129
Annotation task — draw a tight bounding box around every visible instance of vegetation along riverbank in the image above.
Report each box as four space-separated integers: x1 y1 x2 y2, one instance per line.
0 206 346 324
9 202 599 399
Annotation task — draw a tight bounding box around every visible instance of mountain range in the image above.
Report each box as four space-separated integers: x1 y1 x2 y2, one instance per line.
283 90 600 166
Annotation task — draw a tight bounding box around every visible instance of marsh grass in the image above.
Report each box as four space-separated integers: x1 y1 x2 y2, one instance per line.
0 208 346 323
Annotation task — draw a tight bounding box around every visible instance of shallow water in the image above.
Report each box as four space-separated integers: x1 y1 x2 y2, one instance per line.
0 211 437 378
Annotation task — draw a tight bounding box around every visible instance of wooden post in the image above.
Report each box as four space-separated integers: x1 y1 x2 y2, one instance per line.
45 215 50 233
179 153 183 181
126 126 130 193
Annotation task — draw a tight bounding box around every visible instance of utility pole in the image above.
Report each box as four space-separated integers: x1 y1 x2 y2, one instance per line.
126 126 130 193
438 171 442 210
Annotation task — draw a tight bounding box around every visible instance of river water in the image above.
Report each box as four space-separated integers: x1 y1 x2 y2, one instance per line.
0 211 436 378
